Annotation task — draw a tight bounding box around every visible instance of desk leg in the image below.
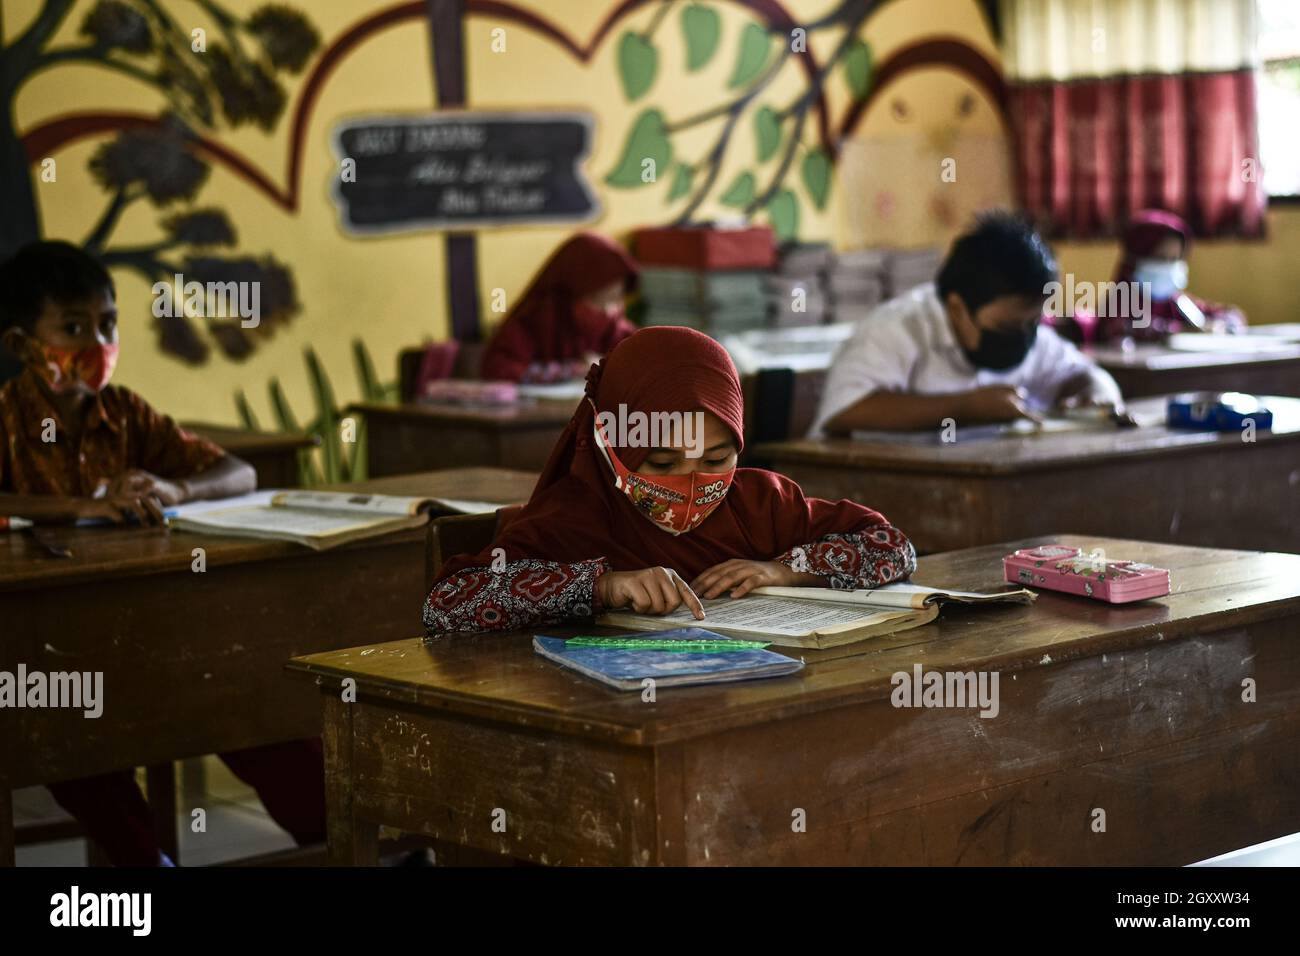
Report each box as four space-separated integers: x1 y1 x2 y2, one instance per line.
146 763 179 863
1 785 14 867
323 696 379 866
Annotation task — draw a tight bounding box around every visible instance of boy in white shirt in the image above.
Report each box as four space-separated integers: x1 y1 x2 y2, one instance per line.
812 214 1126 436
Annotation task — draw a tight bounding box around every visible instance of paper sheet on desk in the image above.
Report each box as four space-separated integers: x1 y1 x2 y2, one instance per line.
851 417 1108 444
1166 333 1297 354
516 381 586 401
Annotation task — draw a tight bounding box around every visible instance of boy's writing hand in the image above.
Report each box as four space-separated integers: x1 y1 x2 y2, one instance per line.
598 567 706 620
80 492 167 527
107 469 188 506
690 560 815 600
961 385 1043 425
1054 372 1135 425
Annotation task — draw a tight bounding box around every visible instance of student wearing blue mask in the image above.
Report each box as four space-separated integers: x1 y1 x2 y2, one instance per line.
1099 209 1246 342
811 213 1126 435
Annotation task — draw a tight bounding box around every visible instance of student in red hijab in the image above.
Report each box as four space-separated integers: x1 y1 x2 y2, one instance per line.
480 232 639 383
1099 209 1246 342
425 327 916 634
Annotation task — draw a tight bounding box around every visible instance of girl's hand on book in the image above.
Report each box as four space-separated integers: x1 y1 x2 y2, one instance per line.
598 567 705 620
691 560 813 599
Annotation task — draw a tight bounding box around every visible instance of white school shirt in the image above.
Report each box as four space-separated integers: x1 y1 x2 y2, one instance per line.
810 283 1097 436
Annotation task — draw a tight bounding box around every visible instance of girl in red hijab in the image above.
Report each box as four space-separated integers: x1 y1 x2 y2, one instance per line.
1099 210 1246 342
480 232 639 382
425 327 916 635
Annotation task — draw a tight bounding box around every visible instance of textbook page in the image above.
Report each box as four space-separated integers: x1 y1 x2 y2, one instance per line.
272 491 428 516
608 595 916 637
170 490 279 518
174 505 407 536
753 582 1036 609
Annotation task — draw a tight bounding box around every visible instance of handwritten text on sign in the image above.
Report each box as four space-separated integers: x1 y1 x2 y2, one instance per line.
331 112 599 233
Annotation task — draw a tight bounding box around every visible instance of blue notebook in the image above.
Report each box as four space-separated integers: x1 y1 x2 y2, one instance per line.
533 627 804 691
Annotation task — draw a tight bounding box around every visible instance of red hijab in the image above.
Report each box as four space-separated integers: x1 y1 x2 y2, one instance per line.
439 327 896 580
480 232 639 380
1113 209 1190 284
1102 209 1240 340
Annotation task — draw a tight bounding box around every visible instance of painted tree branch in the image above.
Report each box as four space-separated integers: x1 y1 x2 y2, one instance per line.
673 45 793 224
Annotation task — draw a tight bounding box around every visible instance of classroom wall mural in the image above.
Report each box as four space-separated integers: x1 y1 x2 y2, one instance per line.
3 0 1024 432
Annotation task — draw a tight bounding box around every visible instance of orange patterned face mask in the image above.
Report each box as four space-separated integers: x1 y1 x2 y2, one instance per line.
590 401 734 536
25 339 119 394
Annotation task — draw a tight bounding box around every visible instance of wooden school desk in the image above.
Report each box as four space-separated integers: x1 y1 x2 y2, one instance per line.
756 394 1300 555
186 423 318 488
0 467 537 866
1087 341 1300 398
349 400 577 477
288 534 1300 866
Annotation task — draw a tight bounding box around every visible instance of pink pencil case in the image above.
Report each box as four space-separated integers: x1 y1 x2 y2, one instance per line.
1002 545 1170 603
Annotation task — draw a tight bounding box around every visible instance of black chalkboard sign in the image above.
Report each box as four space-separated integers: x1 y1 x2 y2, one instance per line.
331 111 599 233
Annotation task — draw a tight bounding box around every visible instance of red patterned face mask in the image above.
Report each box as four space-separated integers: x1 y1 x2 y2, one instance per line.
591 402 735 536
27 340 119 394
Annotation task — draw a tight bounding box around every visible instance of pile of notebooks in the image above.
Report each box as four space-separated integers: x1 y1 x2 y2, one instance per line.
634 225 774 335
825 246 944 322
767 243 833 328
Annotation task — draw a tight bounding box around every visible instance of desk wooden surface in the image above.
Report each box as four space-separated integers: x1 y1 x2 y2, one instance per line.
185 423 318 488
0 467 537 592
1088 342 1300 398
289 534 1300 866
758 395 1300 553
350 400 577 476
0 466 537 865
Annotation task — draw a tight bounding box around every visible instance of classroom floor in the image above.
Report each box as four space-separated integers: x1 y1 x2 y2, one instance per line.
14 763 1300 866
15 758 295 866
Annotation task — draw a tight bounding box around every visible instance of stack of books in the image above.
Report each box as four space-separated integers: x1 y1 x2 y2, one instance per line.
886 247 944 296
639 267 768 334
634 225 775 335
827 248 889 321
767 243 833 328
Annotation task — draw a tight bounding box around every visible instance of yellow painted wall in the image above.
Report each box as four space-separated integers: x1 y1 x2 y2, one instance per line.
9 0 1294 430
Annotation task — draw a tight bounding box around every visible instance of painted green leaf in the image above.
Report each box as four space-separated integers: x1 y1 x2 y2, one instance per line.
668 163 694 201
720 171 756 207
728 22 771 89
844 38 872 99
681 4 721 72
801 148 831 209
605 109 672 188
234 389 261 431
617 32 658 101
767 188 800 240
754 105 782 162
268 378 301 432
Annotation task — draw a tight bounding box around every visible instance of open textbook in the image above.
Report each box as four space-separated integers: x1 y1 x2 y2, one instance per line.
168 490 508 549
597 582 1036 649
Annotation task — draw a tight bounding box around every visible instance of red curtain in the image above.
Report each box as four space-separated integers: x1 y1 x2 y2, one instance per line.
1010 70 1266 238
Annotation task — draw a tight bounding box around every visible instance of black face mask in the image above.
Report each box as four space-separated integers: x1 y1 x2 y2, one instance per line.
962 321 1038 371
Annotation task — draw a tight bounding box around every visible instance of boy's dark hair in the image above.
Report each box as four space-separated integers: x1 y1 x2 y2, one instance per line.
935 212 1058 314
0 240 115 333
